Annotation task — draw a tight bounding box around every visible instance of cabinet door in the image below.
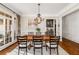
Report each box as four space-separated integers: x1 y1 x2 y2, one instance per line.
46 19 56 36
0 18 4 46
5 19 12 44
46 19 53 27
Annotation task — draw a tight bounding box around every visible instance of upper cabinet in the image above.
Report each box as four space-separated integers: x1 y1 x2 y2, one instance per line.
5 18 12 44
46 19 53 27
0 17 5 46
0 15 19 51
0 16 13 47
46 19 56 36
0 4 20 51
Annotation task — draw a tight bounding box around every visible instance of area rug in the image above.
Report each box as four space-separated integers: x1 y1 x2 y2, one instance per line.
6 46 69 55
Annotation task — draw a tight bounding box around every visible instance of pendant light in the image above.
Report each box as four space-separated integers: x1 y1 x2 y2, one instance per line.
34 3 43 25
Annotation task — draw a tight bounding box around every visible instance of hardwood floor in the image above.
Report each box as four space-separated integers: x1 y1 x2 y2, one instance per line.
0 42 63 55
0 42 17 55
0 38 79 55
60 38 79 55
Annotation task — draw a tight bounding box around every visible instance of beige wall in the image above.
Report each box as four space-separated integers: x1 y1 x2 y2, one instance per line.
21 15 62 38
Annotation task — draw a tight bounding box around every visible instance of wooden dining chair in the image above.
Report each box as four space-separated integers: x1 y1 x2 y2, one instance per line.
46 36 60 55
27 35 33 50
17 36 27 55
36 32 41 35
28 32 34 35
43 35 50 50
33 35 43 55
28 32 34 47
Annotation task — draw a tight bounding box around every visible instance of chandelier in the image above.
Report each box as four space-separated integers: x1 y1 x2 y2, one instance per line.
34 3 43 25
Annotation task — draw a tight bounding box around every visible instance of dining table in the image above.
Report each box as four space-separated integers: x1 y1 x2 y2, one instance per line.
24 35 50 41
23 35 58 49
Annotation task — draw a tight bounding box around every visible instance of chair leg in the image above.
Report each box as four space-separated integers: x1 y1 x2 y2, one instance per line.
34 48 35 55
28 44 31 50
18 48 20 55
57 48 59 55
26 48 27 55
50 48 51 55
45 42 47 51
41 48 43 55
46 45 47 51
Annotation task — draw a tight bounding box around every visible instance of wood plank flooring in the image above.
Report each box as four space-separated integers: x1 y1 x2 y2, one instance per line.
0 42 18 55
60 38 79 55
0 38 79 55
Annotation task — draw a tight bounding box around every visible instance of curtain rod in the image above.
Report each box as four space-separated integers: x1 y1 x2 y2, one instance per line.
0 3 19 15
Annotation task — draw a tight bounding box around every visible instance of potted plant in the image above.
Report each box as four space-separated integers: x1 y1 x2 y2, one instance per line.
36 27 41 32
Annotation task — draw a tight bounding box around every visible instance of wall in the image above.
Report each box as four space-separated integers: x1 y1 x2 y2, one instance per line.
62 9 79 43
21 15 61 37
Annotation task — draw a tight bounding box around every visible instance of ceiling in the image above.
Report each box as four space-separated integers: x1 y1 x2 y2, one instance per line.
3 3 70 16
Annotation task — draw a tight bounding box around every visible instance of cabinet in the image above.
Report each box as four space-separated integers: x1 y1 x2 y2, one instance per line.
0 17 5 46
0 15 17 51
5 19 12 44
46 19 53 27
46 19 56 36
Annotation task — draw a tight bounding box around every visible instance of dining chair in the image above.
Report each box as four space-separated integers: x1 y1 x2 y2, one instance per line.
27 35 33 50
43 35 50 50
17 36 28 55
36 32 41 35
28 32 34 35
28 32 34 49
46 36 60 55
33 35 43 55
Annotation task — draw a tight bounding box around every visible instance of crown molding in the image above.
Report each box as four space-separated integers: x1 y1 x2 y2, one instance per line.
57 3 79 17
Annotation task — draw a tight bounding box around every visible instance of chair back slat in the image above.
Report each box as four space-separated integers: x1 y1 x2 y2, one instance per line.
17 36 27 44
50 36 60 46
28 32 34 35
33 36 43 45
33 35 43 55
17 36 27 55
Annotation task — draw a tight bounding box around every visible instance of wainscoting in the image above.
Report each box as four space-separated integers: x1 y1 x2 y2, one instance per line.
60 37 79 55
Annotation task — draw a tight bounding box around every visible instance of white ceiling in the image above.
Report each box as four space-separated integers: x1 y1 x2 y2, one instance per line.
3 3 69 16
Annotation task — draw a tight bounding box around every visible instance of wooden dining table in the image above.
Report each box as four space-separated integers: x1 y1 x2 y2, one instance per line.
23 35 58 41
24 35 50 41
